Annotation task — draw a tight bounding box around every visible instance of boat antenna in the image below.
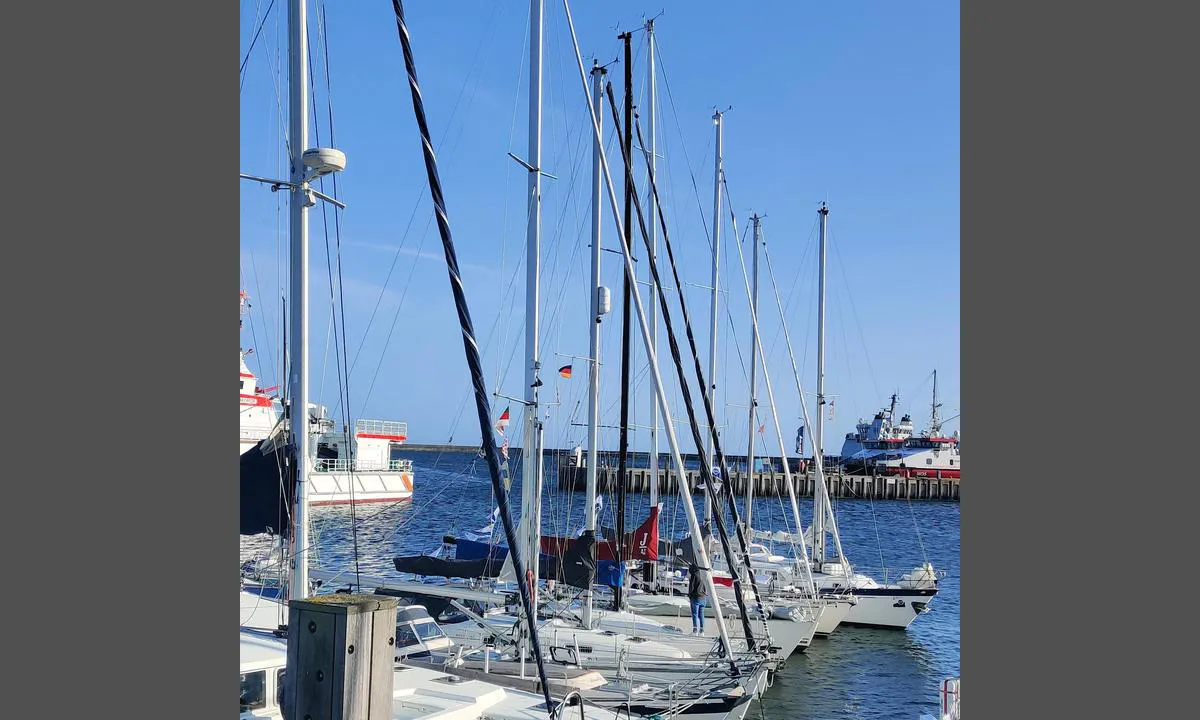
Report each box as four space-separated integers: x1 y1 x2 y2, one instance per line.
930 369 943 435
388 1 555 713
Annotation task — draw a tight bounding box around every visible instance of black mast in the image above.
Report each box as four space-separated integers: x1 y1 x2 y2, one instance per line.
613 30 634 612
603 84 769 651
388 2 555 713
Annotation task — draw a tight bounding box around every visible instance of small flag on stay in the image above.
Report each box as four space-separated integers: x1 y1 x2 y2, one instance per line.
558 365 573 379
501 435 510 460
758 423 765 434
495 407 511 434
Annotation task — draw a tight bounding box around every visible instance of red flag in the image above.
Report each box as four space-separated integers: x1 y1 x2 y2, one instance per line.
495 407 511 434
758 423 765 434
558 365 573 379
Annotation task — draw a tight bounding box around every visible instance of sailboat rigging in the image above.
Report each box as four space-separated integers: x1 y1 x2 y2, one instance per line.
620 99 828 647
759 202 940 630
597 78 773 655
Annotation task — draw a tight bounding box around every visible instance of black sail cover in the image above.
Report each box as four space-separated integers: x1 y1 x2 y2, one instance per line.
558 530 598 588
667 522 713 568
392 553 508 580
240 438 295 537
393 532 597 590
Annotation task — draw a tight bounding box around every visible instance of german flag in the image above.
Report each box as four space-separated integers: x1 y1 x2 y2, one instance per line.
558 364 573 379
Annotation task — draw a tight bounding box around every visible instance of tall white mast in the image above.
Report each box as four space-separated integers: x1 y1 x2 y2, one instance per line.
743 214 761 532
645 17 660 517
813 202 829 566
287 0 311 602
582 61 606 628
704 110 724 522
515 0 545 663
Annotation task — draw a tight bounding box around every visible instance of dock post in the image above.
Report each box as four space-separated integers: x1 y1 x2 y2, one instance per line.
282 594 399 720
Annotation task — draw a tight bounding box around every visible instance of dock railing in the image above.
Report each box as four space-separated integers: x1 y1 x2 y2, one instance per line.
313 458 414 473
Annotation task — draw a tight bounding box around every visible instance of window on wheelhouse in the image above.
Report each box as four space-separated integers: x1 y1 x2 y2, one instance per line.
240 670 266 711
414 621 446 641
395 622 419 648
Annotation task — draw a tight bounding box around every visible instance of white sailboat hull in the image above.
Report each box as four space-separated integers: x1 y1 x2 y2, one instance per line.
814 597 855 635
623 593 817 656
438 613 693 668
837 589 936 629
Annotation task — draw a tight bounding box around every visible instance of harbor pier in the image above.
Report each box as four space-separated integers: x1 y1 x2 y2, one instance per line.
552 451 960 501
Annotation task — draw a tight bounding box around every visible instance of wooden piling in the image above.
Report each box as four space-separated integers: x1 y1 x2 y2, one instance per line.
283 594 398 720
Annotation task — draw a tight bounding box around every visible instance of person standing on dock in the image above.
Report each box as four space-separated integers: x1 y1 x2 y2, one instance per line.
688 564 708 634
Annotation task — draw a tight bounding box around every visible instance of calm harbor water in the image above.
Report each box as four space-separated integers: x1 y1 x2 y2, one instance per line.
243 449 959 720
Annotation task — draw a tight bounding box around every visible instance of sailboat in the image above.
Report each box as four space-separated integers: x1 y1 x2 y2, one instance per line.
237 3 621 719
585 101 842 649
384 6 775 719
774 203 940 630
379 2 769 718
694 210 854 639
539 40 809 663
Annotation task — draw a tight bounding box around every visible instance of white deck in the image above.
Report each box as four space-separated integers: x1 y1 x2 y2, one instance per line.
239 589 616 720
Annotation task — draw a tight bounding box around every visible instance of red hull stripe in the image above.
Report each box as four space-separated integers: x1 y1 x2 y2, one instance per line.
240 372 255 379
879 469 960 479
355 432 409 442
240 394 274 407
309 496 413 507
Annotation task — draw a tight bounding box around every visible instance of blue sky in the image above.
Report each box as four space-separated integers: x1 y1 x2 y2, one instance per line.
239 1 960 455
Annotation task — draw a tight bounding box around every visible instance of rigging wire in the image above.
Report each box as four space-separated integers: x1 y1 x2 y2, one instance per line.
829 229 883 404
652 37 713 252
344 0 510 387
604 79 772 649
318 1 362 588
721 173 839 583
240 0 278 92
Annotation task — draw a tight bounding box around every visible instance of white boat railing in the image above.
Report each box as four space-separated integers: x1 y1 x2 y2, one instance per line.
355 419 408 438
313 458 414 473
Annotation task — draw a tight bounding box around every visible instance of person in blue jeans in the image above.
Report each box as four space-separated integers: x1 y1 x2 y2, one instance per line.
688 564 707 634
